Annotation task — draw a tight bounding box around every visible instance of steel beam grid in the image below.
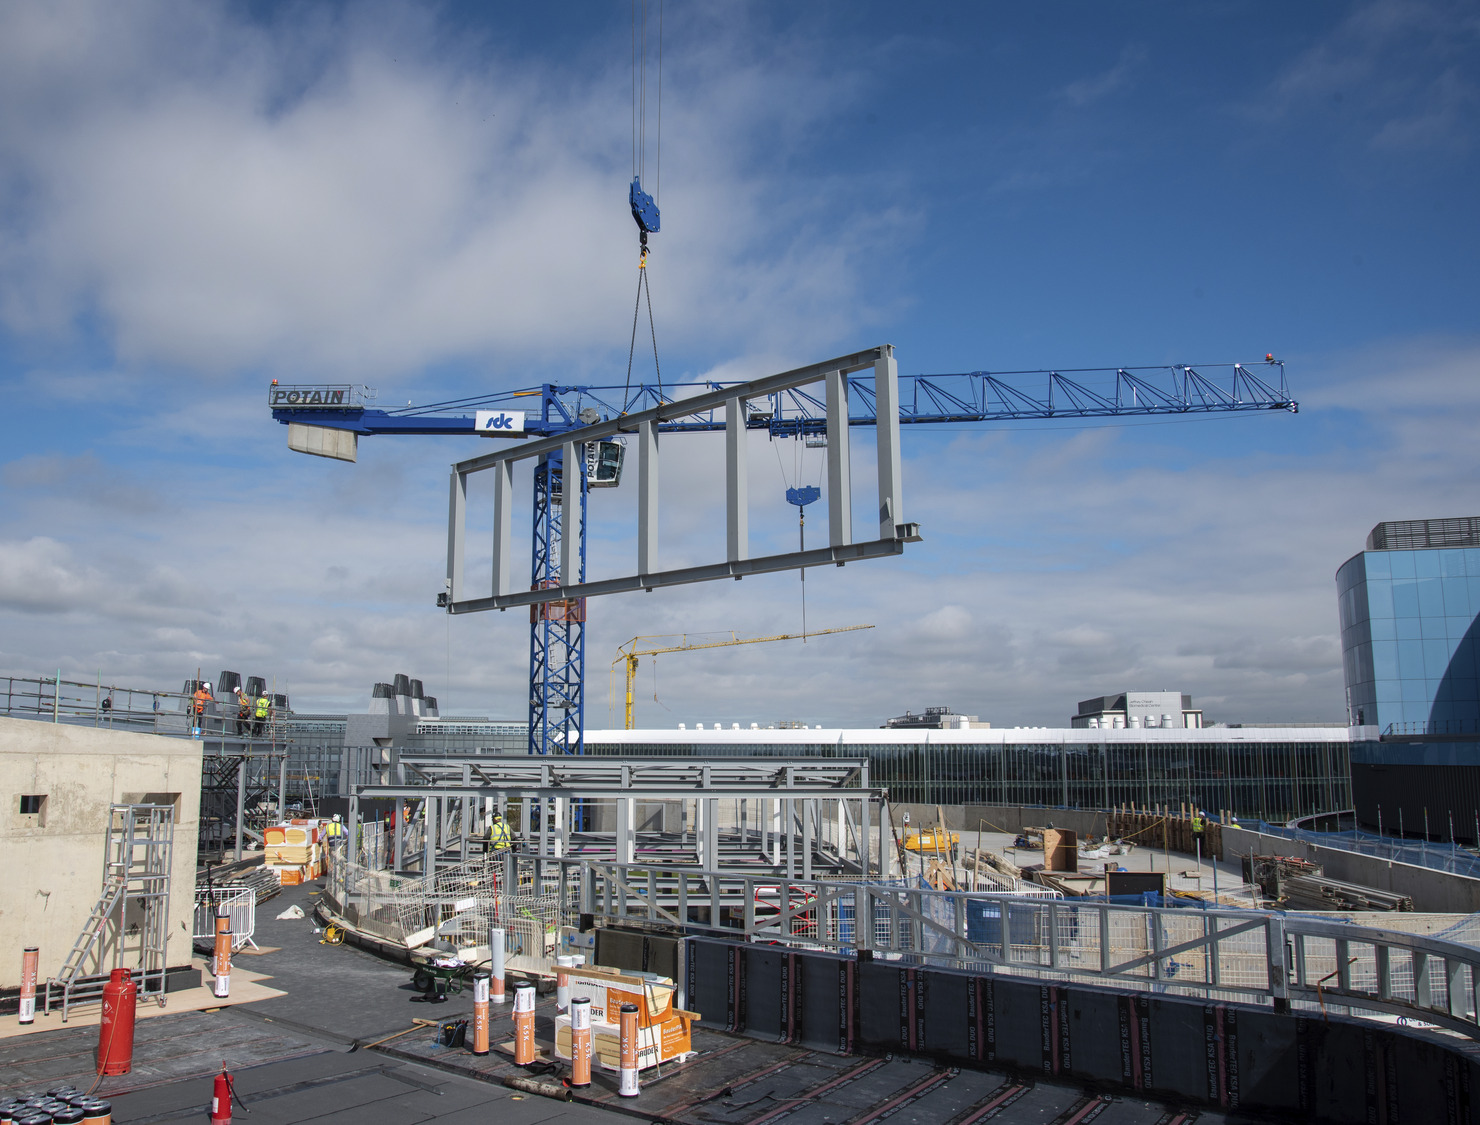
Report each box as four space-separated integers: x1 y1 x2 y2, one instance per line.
542 858 1480 1040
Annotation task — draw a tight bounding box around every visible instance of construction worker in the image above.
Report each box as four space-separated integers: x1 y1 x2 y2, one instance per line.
488 810 512 853
234 688 251 736
253 692 271 737
191 681 213 732
325 813 346 847
1192 810 1205 841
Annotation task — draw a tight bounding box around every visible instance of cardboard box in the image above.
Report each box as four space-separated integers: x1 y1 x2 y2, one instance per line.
277 865 307 886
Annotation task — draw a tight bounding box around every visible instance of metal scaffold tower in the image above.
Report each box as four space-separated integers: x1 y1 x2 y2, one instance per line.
48 803 175 1020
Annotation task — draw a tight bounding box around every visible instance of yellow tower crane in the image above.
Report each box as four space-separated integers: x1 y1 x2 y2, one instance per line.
612 625 874 730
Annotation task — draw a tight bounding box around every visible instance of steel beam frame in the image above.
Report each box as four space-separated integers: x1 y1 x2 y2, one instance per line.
445 345 915 614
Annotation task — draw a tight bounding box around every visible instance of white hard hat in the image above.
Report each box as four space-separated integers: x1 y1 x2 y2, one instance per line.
333 813 342 821
204 682 211 691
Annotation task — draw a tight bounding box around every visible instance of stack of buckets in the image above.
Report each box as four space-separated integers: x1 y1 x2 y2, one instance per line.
0 1088 112 1124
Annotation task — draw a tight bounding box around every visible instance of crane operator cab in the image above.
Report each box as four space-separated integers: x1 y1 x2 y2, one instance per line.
585 438 626 488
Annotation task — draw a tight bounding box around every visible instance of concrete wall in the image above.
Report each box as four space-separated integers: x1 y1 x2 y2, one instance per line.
892 803 1115 837
1221 823 1480 914
0 716 203 988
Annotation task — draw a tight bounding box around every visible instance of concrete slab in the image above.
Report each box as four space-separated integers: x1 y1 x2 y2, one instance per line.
0 958 287 1042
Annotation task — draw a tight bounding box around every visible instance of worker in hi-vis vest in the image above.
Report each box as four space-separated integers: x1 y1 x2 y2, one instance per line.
488 811 512 852
253 693 270 737
191 682 213 729
325 813 345 845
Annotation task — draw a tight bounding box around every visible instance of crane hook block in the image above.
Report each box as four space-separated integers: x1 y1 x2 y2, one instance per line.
630 177 660 235
786 485 821 508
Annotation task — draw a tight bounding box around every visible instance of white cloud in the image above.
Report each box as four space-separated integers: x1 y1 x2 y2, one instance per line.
1255 0 1480 152
1058 45 1147 108
0 3 904 379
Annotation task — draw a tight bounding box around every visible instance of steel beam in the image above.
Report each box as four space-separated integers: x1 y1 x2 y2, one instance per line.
450 537 904 612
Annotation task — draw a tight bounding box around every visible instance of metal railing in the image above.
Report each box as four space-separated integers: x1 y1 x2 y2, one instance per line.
541 857 1480 1039
1 672 291 745
193 887 259 951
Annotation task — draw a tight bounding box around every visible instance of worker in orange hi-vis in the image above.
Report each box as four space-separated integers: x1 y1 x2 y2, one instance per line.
192 682 214 732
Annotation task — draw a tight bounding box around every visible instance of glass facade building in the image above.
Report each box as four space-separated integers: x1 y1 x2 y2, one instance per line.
1337 523 1480 733
1339 518 1480 841
582 729 1351 823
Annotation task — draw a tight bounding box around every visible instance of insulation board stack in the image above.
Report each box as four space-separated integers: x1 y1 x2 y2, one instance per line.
263 819 324 884
551 964 696 1071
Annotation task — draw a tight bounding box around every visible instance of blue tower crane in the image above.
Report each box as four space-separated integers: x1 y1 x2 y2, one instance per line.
269 358 1295 757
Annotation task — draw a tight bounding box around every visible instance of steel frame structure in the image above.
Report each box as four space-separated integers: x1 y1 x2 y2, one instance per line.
344 755 885 876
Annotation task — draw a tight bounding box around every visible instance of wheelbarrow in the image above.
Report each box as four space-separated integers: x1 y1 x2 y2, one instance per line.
410 955 471 1001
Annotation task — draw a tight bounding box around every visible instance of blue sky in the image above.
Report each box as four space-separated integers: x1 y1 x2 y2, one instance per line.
1 1 1477 727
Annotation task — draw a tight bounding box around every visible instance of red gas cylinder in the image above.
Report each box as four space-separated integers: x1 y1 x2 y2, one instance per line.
210 1071 233 1124
96 968 137 1076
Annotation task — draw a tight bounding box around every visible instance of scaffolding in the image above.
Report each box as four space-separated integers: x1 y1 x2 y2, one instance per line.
47 803 175 1021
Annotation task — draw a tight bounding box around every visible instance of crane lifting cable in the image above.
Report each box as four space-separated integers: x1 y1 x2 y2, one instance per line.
625 0 663 411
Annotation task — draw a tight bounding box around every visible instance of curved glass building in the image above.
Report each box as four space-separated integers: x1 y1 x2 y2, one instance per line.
1338 517 1480 839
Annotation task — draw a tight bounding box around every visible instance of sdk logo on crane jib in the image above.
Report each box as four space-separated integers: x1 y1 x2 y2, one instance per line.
475 410 525 434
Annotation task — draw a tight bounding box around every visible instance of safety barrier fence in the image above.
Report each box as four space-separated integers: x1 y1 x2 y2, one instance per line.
192 887 259 951
544 856 1480 1039
319 848 1480 1039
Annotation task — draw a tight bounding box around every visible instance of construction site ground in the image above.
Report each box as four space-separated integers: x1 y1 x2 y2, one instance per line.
1 880 1295 1124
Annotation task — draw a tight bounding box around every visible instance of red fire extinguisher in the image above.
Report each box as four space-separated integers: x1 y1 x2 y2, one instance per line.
211 1066 237 1124
96 968 137 1076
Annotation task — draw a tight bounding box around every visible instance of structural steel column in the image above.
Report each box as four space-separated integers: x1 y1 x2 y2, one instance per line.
873 346 903 539
394 800 405 870
447 470 467 603
704 798 719 873
278 755 288 816
637 419 659 576
617 797 635 865
825 370 852 547
786 798 796 878
802 801 813 881
234 758 247 863
726 396 748 562
561 441 580 583
492 459 514 597
770 799 782 866
423 797 436 875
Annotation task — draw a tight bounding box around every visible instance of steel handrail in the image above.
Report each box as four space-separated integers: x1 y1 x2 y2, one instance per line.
532 856 1480 1039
